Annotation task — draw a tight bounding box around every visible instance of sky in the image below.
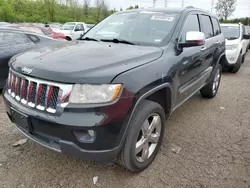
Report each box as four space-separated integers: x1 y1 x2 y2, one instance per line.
105 0 250 18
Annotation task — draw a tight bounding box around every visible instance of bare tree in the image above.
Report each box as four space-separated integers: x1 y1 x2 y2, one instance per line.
101 0 109 18
95 0 102 22
83 0 91 17
215 0 237 20
43 0 56 21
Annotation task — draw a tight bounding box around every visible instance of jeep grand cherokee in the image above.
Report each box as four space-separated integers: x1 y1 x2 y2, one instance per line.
3 7 225 172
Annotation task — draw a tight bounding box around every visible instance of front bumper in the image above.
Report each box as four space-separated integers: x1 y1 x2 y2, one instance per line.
3 88 134 162
225 49 240 65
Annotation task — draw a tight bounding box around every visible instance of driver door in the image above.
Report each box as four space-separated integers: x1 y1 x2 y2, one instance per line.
73 24 85 40
175 14 207 107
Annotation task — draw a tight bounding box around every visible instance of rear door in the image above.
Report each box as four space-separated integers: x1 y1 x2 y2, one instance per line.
73 24 85 40
211 17 225 64
242 25 249 54
199 14 215 72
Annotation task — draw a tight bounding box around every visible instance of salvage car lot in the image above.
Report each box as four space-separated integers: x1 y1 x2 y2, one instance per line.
0 55 250 187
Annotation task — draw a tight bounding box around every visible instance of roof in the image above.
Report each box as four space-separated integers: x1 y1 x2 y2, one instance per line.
118 6 211 14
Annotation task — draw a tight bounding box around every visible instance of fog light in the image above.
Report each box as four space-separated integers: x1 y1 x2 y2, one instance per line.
73 130 96 143
88 130 95 137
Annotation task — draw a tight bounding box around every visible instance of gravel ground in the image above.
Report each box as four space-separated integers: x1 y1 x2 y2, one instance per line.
0 54 250 188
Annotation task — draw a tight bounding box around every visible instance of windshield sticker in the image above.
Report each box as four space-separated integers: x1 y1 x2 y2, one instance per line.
151 15 174 21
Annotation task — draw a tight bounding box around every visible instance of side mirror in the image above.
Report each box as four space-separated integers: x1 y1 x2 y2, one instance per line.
75 28 80 32
179 31 205 48
243 34 250 39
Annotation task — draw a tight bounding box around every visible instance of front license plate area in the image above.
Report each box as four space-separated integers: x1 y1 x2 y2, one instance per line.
11 108 31 133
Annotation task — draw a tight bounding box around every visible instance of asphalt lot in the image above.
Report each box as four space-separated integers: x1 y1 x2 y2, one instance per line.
1 55 250 188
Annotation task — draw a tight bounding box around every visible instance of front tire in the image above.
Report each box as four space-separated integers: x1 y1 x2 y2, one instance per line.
229 54 242 73
200 64 222 98
117 100 165 172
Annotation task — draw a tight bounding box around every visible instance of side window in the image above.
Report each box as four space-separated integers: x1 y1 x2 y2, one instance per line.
200 15 214 39
42 29 52 36
0 31 29 45
180 14 200 42
211 17 221 36
76 24 84 31
27 34 40 43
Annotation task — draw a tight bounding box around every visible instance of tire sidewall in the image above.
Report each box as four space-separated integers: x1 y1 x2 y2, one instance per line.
212 64 222 96
125 101 165 171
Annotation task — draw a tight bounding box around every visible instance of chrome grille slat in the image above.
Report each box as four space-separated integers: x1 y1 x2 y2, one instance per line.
7 70 73 114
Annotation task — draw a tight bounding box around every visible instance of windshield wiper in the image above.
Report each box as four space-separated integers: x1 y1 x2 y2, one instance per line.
100 38 136 45
80 37 99 42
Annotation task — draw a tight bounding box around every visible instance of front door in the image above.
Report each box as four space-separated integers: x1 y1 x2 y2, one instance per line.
175 13 208 107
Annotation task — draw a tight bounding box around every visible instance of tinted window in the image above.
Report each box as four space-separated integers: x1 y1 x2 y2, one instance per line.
0 31 29 46
42 29 52 36
200 15 213 39
211 17 221 36
27 34 40 43
76 24 84 31
180 14 200 42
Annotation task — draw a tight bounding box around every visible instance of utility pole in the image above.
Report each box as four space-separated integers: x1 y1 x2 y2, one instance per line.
211 0 214 12
165 0 167 7
153 0 156 8
181 0 184 8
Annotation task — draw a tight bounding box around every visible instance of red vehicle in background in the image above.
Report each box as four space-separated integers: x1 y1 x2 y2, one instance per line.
6 24 66 40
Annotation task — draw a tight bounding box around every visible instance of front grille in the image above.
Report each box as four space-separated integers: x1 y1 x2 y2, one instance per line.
7 70 73 114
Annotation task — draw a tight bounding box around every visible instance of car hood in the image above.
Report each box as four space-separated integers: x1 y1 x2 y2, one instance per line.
225 38 240 45
11 41 163 84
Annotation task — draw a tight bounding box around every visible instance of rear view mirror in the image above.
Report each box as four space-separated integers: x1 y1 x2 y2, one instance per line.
179 31 205 48
243 34 250 39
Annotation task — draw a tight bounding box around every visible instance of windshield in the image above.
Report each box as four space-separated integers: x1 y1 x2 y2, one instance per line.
221 26 240 39
61 23 75 30
83 11 177 46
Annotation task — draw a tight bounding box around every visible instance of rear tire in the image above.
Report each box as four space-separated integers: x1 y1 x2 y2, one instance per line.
117 100 165 172
200 64 222 98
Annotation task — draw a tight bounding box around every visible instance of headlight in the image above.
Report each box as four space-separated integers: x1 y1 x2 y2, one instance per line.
69 84 122 104
226 44 238 50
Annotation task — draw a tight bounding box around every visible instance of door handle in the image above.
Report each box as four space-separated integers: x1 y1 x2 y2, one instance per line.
201 47 206 51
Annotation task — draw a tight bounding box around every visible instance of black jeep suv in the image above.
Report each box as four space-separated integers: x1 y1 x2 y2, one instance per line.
3 7 225 172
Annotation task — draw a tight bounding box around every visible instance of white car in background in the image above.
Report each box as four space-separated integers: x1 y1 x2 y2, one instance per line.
221 23 250 73
59 22 87 41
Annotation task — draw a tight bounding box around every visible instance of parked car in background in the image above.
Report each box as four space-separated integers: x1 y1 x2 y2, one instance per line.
0 22 10 26
6 24 66 40
59 22 87 41
0 27 65 89
86 24 95 31
245 25 250 50
221 23 250 73
3 7 225 172
47 22 62 32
